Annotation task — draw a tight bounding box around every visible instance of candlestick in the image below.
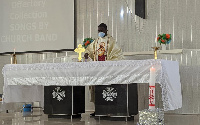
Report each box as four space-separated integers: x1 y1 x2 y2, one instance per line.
149 67 156 110
13 54 17 64
151 47 160 59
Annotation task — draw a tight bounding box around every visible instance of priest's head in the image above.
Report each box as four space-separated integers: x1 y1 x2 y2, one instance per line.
98 23 108 37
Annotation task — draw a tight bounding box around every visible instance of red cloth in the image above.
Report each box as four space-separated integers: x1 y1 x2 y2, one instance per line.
98 55 106 61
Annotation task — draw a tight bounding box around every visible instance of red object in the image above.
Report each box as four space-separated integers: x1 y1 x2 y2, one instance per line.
85 41 90 46
161 39 165 43
149 86 155 107
157 37 160 41
98 55 106 61
166 34 170 39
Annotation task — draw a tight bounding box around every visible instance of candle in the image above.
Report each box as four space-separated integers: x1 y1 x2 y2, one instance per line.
149 67 155 86
155 37 157 46
11 56 13 64
14 48 15 54
149 67 156 110
153 42 156 47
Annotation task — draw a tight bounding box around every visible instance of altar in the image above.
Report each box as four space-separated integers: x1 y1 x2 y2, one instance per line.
2 59 182 111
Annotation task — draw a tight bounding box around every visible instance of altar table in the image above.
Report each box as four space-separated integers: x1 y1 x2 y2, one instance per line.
2 59 182 111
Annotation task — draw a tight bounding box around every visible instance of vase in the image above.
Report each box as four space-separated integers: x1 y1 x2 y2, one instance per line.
161 44 166 50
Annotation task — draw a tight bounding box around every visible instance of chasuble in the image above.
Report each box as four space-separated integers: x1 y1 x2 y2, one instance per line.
85 34 124 102
85 34 124 61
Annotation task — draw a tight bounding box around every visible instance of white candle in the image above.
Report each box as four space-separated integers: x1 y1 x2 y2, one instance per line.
149 67 156 86
149 67 156 110
14 48 15 54
155 37 157 46
11 56 13 64
153 42 156 47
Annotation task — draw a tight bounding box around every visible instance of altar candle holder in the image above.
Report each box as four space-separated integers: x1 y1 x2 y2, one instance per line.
151 47 160 59
11 54 17 64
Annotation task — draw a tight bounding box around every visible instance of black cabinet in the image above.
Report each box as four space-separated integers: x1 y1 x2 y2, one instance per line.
95 84 138 116
44 86 85 115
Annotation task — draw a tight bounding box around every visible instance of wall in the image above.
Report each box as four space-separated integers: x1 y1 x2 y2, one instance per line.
1 0 200 114
76 0 200 114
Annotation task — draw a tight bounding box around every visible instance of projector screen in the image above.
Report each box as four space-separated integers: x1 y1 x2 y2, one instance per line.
0 0 74 54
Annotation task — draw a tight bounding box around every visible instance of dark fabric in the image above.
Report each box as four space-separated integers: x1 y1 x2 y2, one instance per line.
98 55 106 61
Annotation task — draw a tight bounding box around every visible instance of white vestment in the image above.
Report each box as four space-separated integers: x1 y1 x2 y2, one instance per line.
85 34 123 102
85 34 124 61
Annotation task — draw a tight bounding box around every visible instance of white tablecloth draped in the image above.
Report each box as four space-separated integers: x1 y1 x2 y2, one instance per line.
2 85 44 107
2 59 182 111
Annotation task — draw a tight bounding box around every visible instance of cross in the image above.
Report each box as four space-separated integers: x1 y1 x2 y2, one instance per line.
74 44 85 62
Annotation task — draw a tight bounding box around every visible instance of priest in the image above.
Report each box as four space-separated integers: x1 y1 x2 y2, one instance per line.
85 23 124 61
84 23 124 103
84 23 125 116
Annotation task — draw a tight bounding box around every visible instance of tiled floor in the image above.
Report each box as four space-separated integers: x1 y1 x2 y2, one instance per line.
0 111 200 125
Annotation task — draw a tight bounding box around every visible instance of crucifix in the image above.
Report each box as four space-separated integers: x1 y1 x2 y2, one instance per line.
74 44 85 62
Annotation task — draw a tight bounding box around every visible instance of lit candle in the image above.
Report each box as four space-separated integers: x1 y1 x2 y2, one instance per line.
149 67 156 110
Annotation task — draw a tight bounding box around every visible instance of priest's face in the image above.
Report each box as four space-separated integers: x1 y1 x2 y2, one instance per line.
98 26 107 36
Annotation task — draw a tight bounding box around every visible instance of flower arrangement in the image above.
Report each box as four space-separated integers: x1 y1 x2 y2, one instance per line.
82 38 94 49
157 34 172 45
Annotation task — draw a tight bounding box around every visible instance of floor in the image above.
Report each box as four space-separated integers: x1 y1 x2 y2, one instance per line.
0 110 200 125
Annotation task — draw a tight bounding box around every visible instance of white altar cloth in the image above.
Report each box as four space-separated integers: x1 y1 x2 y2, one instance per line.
2 59 182 111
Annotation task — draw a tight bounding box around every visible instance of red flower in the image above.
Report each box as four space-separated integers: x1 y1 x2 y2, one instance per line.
161 39 165 43
166 34 170 39
157 37 160 41
85 40 90 46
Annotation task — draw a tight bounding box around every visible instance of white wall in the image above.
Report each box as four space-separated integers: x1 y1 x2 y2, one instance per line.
1 0 200 114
